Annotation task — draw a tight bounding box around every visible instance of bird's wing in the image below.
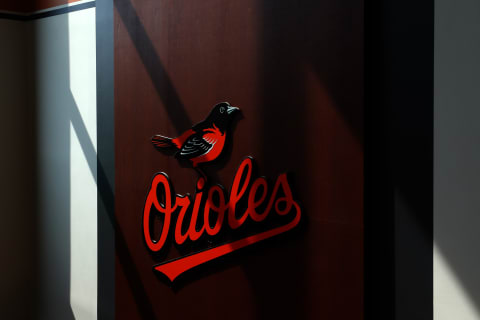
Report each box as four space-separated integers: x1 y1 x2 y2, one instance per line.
178 133 214 158
202 131 220 145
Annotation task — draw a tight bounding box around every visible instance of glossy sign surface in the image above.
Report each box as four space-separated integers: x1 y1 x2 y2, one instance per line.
143 157 302 282
146 104 301 282
115 0 363 318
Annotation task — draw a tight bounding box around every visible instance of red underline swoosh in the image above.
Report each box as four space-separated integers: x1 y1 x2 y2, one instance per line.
153 202 302 282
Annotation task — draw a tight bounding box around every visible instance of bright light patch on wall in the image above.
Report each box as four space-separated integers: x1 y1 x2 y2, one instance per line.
434 244 479 320
68 7 97 320
70 121 97 319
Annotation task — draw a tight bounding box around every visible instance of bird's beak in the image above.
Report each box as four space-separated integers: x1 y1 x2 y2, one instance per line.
227 106 240 114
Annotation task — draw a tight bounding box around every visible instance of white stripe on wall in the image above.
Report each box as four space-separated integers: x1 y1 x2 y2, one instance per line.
35 6 97 320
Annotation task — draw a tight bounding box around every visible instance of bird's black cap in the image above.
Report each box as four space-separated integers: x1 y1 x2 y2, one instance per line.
202 102 240 132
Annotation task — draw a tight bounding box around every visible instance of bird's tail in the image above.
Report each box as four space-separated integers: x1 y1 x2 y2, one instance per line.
151 135 178 150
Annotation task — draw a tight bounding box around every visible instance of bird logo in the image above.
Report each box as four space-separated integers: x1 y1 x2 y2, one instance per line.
151 102 240 178
145 102 303 283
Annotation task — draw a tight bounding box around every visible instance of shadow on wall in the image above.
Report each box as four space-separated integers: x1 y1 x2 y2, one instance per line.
33 11 74 320
250 1 363 319
0 5 99 317
0 3 101 317
14 1 476 320
0 10 78 320
114 1 480 320
0 19 38 320
434 0 480 316
114 0 364 319
32 7 98 320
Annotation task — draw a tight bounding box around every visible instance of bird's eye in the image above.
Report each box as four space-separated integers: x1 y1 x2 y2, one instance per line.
220 107 225 113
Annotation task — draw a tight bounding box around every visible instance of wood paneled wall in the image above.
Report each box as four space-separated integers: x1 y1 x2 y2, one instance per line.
114 1 363 319
0 0 82 13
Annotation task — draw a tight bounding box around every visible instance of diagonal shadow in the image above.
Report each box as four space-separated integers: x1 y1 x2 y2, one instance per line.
114 0 227 184
69 93 158 319
117 0 237 178
34 11 75 320
114 0 192 133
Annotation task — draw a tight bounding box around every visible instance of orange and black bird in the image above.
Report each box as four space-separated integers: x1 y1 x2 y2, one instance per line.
151 102 240 172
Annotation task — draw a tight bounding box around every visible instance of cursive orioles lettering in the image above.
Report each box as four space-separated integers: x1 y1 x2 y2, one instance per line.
143 157 299 253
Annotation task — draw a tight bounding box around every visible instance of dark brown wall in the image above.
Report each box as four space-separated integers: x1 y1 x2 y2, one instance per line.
114 0 363 319
0 0 82 13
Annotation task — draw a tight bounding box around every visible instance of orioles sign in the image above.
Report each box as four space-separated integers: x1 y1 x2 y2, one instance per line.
144 103 302 282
